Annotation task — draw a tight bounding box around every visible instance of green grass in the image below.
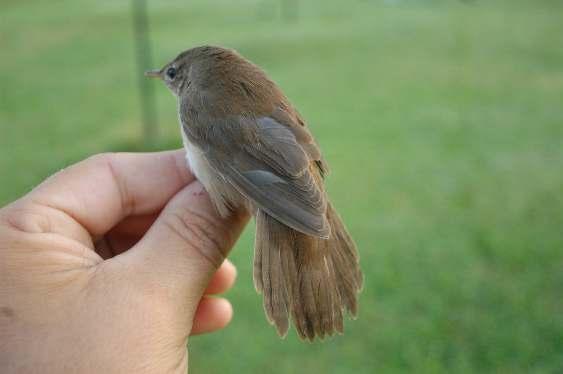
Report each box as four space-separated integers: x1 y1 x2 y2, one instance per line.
1 0 563 372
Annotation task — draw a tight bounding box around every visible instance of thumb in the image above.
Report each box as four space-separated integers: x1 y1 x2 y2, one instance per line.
122 181 248 312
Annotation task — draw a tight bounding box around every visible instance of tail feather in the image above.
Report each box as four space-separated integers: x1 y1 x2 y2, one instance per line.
327 203 363 316
295 233 327 340
254 203 362 340
253 231 263 293
255 210 290 336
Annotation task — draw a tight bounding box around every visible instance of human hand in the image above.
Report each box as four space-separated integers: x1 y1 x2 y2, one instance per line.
0 150 248 373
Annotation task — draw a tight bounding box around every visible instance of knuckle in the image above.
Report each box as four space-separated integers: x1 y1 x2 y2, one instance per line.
86 152 134 214
86 152 116 166
1 201 51 235
163 208 225 267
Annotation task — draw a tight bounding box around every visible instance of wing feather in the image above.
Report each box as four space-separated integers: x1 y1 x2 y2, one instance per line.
185 114 329 238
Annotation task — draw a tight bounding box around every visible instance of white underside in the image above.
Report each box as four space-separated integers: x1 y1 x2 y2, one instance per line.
182 130 211 186
181 128 244 217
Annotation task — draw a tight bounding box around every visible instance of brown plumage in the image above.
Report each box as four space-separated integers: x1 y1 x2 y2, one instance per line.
146 46 363 340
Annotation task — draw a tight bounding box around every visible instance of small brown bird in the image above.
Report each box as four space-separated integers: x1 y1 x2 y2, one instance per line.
146 46 362 340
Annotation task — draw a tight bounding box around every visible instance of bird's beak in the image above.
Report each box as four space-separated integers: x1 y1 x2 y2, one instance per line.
144 69 162 79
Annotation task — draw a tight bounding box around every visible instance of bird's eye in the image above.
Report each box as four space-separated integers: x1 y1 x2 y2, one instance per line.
166 67 177 80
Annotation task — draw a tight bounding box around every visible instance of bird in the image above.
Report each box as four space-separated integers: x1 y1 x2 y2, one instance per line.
145 45 362 341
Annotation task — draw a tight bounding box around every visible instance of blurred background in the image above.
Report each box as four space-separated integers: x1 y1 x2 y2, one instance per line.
1 0 562 372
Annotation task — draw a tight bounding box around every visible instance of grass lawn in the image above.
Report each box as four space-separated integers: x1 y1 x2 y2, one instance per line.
1 0 562 372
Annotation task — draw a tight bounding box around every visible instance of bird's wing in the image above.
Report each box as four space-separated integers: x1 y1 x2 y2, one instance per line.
269 106 330 177
183 114 330 238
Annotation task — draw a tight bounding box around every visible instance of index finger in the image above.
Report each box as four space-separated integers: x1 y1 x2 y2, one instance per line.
21 150 193 237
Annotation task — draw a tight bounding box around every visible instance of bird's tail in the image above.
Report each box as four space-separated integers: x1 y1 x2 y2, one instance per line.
253 203 363 340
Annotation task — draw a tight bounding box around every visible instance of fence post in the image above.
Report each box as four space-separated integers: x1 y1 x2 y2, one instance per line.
132 0 158 146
